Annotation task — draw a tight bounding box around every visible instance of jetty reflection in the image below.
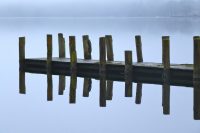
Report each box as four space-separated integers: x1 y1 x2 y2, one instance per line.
19 70 200 120
19 34 200 120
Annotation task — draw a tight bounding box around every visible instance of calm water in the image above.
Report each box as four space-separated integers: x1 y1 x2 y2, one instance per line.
0 17 200 132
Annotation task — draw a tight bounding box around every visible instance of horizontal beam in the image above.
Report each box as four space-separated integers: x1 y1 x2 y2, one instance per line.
22 57 193 87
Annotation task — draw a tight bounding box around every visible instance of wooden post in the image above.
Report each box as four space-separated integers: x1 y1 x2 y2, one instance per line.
19 37 26 94
69 36 77 73
105 35 114 100
83 35 92 59
162 36 170 115
135 35 143 104
82 35 92 97
135 35 143 62
193 36 200 120
99 37 106 107
125 51 133 97
69 36 77 103
58 33 66 95
47 34 53 101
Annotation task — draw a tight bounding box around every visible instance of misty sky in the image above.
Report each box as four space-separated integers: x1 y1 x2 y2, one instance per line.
0 0 187 5
0 0 199 17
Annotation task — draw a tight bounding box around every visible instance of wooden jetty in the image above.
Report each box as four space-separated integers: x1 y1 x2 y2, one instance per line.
19 34 200 120
22 58 193 87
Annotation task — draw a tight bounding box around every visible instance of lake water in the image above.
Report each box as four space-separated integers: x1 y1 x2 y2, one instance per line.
0 17 200 133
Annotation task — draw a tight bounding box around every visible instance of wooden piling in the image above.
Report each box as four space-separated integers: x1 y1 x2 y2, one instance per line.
82 35 92 97
69 36 77 103
69 36 77 73
135 35 143 62
83 35 92 59
47 34 53 101
19 37 26 94
105 35 114 100
58 33 66 95
99 37 106 107
135 35 143 104
193 36 200 120
125 51 133 97
162 36 170 114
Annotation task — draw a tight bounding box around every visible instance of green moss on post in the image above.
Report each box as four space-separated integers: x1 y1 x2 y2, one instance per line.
69 36 77 103
99 37 106 107
47 34 53 101
69 36 77 73
162 36 170 115
58 33 66 95
82 35 92 97
193 36 200 120
19 37 26 94
105 35 114 100
125 51 133 97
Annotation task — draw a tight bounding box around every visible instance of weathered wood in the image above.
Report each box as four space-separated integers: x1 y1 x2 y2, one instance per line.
82 35 92 97
83 35 92 59
135 35 143 62
19 37 26 94
47 34 53 101
99 37 106 107
135 83 142 104
58 33 66 95
125 51 133 97
69 36 77 74
68 36 77 103
135 35 143 103
193 36 200 120
23 58 193 87
105 35 114 100
105 35 114 61
69 36 76 57
99 37 106 74
19 37 25 66
162 36 170 114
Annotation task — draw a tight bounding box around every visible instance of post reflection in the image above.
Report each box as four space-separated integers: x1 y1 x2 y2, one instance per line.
19 71 200 120
135 83 142 104
69 73 77 104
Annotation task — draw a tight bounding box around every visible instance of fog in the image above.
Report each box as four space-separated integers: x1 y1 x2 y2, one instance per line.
0 0 199 17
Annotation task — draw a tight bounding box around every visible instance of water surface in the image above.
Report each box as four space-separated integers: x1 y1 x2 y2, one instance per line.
0 17 200 133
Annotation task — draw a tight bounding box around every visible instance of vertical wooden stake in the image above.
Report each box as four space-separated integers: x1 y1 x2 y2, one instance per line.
47 34 53 101
135 35 143 104
83 35 92 59
162 36 170 115
69 36 77 103
105 35 114 100
193 36 200 120
69 52 77 103
135 35 143 62
19 37 26 94
83 35 92 97
58 33 66 95
125 51 133 97
99 37 106 107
